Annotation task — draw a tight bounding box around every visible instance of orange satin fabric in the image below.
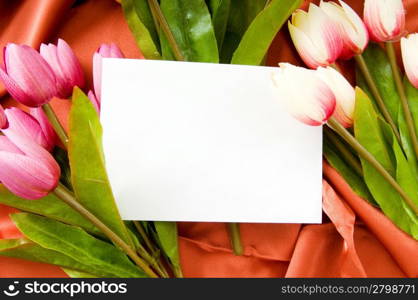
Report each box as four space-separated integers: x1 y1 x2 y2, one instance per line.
0 0 417 278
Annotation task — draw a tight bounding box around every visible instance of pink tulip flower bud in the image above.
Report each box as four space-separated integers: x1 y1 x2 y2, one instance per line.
0 44 58 107
272 63 336 126
0 131 60 200
93 43 125 104
288 3 343 69
401 33 418 89
2 108 56 151
320 0 369 59
316 67 355 127
364 0 405 42
40 39 85 98
0 104 6 129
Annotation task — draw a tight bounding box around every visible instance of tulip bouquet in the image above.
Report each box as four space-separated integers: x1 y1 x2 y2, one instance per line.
280 0 418 239
1 0 306 278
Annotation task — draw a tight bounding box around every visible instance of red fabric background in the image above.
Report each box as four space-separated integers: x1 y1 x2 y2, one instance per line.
0 0 417 278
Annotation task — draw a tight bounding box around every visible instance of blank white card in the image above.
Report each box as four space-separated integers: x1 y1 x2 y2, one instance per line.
101 59 322 223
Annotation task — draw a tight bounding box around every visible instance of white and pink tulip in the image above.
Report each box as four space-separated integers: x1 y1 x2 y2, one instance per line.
288 3 343 69
401 33 418 89
320 0 369 59
272 63 336 126
364 0 405 42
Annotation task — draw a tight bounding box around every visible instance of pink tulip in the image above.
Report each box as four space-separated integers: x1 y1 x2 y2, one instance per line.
0 104 6 129
40 39 85 98
0 44 58 107
93 43 125 103
288 3 343 69
2 108 55 151
320 0 369 59
272 63 336 126
0 131 60 200
88 90 100 113
364 0 405 42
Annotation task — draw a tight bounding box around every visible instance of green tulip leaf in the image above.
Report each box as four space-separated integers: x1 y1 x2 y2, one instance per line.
220 0 265 63
61 269 97 278
69 87 131 246
323 140 376 206
0 185 102 237
231 0 302 66
122 0 161 59
11 213 147 277
359 44 400 123
208 0 231 51
154 222 182 277
159 0 219 62
398 78 418 180
354 88 417 238
132 0 160 52
227 0 266 38
0 238 108 277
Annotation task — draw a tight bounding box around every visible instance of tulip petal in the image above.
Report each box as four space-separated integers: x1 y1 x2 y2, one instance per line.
93 43 125 102
56 39 85 89
401 34 418 89
0 151 55 199
0 104 6 129
93 52 103 102
29 107 58 150
317 67 355 127
88 90 100 113
3 129 60 183
0 67 36 107
272 63 336 126
3 108 51 150
0 136 22 154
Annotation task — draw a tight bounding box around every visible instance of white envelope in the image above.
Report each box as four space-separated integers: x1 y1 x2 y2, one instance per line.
101 59 322 223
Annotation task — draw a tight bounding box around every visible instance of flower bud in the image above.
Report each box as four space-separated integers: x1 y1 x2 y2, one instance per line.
0 44 57 107
316 66 355 127
272 63 336 126
288 3 343 69
40 39 85 98
320 0 369 59
0 131 60 200
93 43 125 104
401 33 418 89
364 0 405 42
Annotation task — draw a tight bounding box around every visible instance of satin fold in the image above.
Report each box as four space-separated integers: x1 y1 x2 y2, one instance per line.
0 0 417 278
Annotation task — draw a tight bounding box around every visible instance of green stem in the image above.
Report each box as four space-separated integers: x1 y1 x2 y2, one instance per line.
147 0 185 61
227 223 244 256
53 184 159 278
385 42 418 159
324 127 363 177
328 118 418 215
135 241 168 278
42 103 68 149
354 54 402 145
132 221 169 278
133 221 157 253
